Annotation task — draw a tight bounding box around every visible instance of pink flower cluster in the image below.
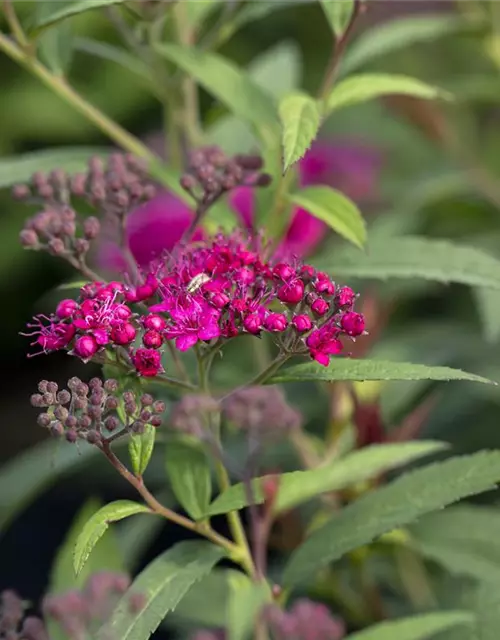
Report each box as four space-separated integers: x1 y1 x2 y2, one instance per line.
24 231 364 372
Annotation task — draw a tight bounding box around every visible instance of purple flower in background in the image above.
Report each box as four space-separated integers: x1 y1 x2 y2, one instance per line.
99 139 380 271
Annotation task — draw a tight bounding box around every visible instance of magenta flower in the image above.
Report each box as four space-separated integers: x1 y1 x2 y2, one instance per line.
99 139 380 270
158 298 221 351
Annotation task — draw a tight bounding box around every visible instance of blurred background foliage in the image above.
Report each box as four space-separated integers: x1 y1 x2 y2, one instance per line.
4 0 500 635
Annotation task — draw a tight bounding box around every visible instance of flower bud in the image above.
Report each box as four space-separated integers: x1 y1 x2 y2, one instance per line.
83 216 101 239
111 322 137 345
56 299 79 320
73 335 99 360
243 313 262 334
143 330 163 349
292 314 312 332
341 311 365 336
311 298 329 316
278 280 304 304
264 313 287 332
20 229 39 248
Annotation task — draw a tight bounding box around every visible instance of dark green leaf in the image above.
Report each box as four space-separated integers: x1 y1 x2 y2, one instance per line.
36 1 74 74
129 425 156 477
96 541 226 640
314 236 500 291
30 0 127 36
345 611 474 640
320 0 354 38
74 500 151 576
288 185 366 248
284 451 500 586
475 287 500 343
279 93 321 172
165 440 212 521
271 359 494 385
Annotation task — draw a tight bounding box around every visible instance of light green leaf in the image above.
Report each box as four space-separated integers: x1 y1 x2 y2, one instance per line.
57 279 89 290
129 424 156 477
473 582 500 640
227 577 270 640
475 287 500 343
186 0 221 32
30 0 127 36
118 512 166 572
36 1 74 74
342 14 472 74
165 440 212 521
328 74 450 114
320 0 354 37
155 44 279 142
270 359 494 386
283 451 500 586
345 611 474 640
0 147 108 189
74 500 151 577
288 185 366 248
207 441 446 517
279 93 321 172
314 236 500 291
96 540 226 640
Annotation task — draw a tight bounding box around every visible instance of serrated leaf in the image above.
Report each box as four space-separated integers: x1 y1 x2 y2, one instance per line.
165 440 212 521
155 44 279 142
96 540 226 640
283 451 500 586
30 0 127 36
345 611 474 640
227 578 270 640
129 425 156 477
279 93 320 172
288 185 366 248
314 236 500 291
207 441 446 517
0 148 108 189
270 359 494 385
320 0 354 37
36 1 74 75
342 14 472 75
327 74 450 114
74 500 151 577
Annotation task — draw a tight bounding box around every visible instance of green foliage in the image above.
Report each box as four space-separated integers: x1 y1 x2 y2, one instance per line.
36 1 74 75
29 0 127 36
129 425 156 477
288 185 366 248
320 0 354 38
279 93 321 172
344 611 474 640
227 575 270 640
73 500 151 576
165 439 212 521
96 541 226 640
283 451 500 586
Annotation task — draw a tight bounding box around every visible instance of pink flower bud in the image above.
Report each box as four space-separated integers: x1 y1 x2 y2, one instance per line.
111 322 137 345
292 314 312 332
243 313 262 334
56 299 79 320
210 292 230 309
73 335 98 360
278 280 304 304
132 349 162 377
337 286 356 307
143 330 163 348
264 313 287 332
314 277 335 295
236 267 255 285
311 298 329 316
273 263 295 281
143 314 166 331
114 304 132 320
341 311 365 336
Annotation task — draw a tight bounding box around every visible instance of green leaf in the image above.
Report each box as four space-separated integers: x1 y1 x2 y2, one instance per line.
129 424 156 477
475 287 500 343
74 500 151 577
342 14 472 75
327 74 450 114
283 451 500 586
36 1 74 74
30 0 127 36
186 0 221 32
0 147 108 189
314 236 500 291
227 577 270 640
344 611 474 640
0 439 99 533
207 441 446 517
96 540 226 640
165 440 212 521
473 582 500 640
279 93 321 172
271 359 495 386
118 512 166 573
320 0 354 37
155 44 279 142
288 185 366 248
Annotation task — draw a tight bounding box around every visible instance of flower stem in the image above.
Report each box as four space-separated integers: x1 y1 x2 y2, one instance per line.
2 1 28 48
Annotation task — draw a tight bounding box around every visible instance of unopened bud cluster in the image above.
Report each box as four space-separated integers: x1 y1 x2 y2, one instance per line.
180 147 271 204
170 394 220 438
30 377 165 444
0 590 47 640
264 599 346 640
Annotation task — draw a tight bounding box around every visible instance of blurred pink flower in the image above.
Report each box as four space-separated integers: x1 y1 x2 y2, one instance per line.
99 139 380 271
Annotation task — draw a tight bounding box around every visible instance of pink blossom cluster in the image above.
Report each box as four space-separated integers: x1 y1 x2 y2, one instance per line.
24 231 364 373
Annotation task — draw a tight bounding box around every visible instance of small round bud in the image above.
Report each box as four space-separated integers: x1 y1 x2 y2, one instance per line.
143 314 166 332
123 391 135 403
150 415 162 428
68 376 81 391
104 416 119 432
54 406 69 422
140 394 153 406
140 409 151 422
180 174 197 191
90 391 103 406
74 335 99 360
74 238 90 255
152 400 166 414
234 154 264 170
104 379 119 393
56 390 71 405
30 393 45 407
255 173 272 187
65 415 78 428
125 401 137 416
76 383 89 398
65 429 78 443
88 406 103 421
78 415 92 429
38 380 49 393
143 330 162 349
48 238 66 256
37 413 51 428
105 396 119 410
12 184 30 200
131 420 145 434
19 229 39 248
83 216 101 239
89 377 103 390
51 422 65 437
47 381 58 394
74 397 88 411
42 392 55 406
86 430 102 445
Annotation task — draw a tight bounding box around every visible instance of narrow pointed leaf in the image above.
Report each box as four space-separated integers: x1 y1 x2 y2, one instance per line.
279 93 321 171
96 541 226 640
475 287 500 343
207 441 446 517
288 185 366 248
227 576 270 640
314 237 500 291
74 500 151 576
30 0 127 36
165 440 212 521
270 359 495 385
283 451 500 586
327 74 450 114
345 611 474 640
36 1 74 74
320 0 354 37
129 424 156 477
